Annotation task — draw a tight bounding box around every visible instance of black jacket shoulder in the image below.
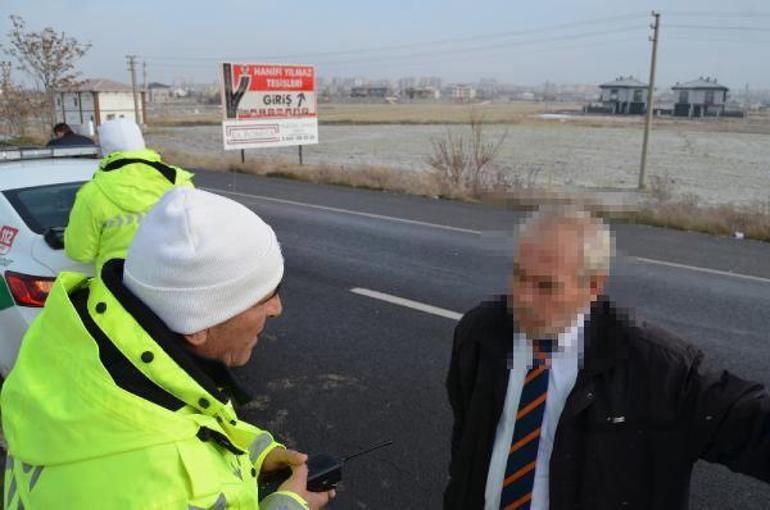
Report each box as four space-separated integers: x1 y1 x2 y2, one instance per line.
453 297 511 356
621 307 704 378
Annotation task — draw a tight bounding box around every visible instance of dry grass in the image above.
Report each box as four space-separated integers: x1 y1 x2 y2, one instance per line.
0 118 50 145
628 174 770 240
148 101 582 128
0 134 48 146
147 117 220 128
633 196 770 241
159 148 462 199
160 148 770 243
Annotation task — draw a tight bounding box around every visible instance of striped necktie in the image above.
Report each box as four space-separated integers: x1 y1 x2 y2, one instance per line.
499 349 550 510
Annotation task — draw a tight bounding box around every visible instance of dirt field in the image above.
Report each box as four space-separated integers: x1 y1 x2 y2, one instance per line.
147 101 567 126
149 101 770 134
146 114 769 208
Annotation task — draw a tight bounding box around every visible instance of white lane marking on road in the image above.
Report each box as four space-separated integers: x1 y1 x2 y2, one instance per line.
350 287 463 321
207 187 769 285
633 256 770 284
205 187 482 235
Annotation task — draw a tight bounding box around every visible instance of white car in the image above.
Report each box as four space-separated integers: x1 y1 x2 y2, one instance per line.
0 147 96 376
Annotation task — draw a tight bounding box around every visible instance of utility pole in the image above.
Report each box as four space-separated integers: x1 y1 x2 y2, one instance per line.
143 60 148 98
638 11 660 190
744 83 750 119
126 55 140 124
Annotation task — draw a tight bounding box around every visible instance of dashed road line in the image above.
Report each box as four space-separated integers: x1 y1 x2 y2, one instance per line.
350 287 462 321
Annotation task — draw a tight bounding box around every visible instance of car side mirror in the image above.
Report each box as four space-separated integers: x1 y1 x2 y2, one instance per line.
43 227 65 250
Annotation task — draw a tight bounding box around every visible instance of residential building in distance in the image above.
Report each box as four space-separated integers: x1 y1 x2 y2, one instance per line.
55 78 145 135
672 77 729 117
147 82 172 103
402 87 441 100
450 84 477 102
598 76 648 114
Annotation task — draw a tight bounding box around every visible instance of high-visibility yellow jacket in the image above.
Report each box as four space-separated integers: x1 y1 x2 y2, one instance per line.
64 149 194 273
1 263 308 510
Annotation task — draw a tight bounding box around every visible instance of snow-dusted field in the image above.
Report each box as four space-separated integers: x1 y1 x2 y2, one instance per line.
147 122 770 207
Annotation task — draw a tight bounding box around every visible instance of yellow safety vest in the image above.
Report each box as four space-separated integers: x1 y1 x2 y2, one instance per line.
1 269 307 509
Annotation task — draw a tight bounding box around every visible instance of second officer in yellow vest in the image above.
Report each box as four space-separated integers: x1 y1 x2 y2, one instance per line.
64 118 194 273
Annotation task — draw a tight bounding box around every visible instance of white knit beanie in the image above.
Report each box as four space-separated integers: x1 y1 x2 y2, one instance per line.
98 118 146 156
123 187 284 334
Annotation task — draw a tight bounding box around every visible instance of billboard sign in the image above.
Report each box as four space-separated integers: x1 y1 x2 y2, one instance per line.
220 63 318 150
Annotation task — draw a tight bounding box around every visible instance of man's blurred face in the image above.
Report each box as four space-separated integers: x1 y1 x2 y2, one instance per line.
511 225 603 339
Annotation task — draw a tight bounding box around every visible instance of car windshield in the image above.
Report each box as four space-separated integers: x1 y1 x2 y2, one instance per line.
3 182 85 234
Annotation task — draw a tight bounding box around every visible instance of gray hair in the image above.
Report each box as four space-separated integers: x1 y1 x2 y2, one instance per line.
517 206 614 278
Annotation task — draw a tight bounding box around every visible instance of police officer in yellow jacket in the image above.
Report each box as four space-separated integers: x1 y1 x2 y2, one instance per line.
2 188 335 509
64 118 194 273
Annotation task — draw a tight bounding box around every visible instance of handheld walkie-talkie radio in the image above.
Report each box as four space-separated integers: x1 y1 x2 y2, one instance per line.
258 439 394 498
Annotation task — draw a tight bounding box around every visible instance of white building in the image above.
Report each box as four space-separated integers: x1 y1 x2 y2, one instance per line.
55 78 146 135
672 77 729 118
418 76 443 90
171 87 189 98
147 82 172 103
451 85 477 102
598 76 648 115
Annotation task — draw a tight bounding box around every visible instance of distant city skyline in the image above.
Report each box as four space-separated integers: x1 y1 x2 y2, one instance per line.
2 0 770 90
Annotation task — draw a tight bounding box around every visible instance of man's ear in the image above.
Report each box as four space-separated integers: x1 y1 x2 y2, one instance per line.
589 274 608 298
183 330 209 347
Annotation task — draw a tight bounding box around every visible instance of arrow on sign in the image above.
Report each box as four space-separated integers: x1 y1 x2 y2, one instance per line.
297 93 306 108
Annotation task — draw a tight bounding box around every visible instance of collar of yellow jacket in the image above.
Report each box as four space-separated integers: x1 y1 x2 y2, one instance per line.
98 148 162 170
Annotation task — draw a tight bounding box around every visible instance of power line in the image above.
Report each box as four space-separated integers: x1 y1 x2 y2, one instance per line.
145 36 645 80
144 12 648 62
665 35 770 44
666 11 770 18
146 25 646 70
307 26 646 67
667 24 770 32
315 36 645 73
146 36 645 75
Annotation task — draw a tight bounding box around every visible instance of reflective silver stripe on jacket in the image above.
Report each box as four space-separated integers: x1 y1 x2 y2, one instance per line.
188 492 227 510
261 493 308 510
102 212 146 230
4 454 44 509
249 433 273 463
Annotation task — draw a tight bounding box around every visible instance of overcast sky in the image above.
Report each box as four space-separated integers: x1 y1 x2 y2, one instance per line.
2 0 769 89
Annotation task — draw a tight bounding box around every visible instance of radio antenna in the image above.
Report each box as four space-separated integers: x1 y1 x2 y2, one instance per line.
342 439 394 463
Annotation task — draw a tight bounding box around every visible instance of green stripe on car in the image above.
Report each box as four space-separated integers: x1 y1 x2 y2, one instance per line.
0 279 14 311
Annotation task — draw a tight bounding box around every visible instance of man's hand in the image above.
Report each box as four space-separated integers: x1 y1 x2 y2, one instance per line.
262 447 307 473
278 463 336 510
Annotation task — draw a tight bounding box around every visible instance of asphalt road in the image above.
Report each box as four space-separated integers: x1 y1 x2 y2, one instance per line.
191 169 770 510
2 169 768 509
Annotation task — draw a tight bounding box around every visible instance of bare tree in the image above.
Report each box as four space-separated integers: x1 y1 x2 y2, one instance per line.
467 109 508 194
427 108 509 195
427 128 469 191
0 60 42 138
1 15 91 125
